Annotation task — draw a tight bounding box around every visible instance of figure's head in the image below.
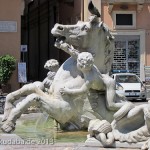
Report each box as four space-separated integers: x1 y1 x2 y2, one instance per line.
77 52 94 72
44 59 59 72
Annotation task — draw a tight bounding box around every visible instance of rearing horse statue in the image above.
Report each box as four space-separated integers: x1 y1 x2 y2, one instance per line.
1 1 126 133
2 2 150 150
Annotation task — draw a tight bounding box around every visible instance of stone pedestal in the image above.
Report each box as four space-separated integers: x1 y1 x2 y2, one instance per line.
85 137 143 149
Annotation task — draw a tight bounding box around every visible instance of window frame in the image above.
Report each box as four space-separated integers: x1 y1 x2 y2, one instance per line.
112 11 136 29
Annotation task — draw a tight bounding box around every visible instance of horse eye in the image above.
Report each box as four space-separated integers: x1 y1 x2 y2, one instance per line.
81 25 89 31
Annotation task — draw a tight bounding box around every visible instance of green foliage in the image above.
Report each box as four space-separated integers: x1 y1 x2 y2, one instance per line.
0 54 16 85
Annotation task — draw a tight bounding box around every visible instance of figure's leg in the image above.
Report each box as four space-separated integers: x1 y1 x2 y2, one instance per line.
1 93 43 133
102 74 126 111
2 82 44 122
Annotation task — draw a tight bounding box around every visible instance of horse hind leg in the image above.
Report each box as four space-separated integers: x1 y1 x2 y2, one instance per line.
2 83 43 122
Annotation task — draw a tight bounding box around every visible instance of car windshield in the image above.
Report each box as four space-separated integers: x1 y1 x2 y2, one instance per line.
116 75 141 83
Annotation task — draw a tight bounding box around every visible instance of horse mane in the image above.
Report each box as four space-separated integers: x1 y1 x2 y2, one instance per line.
100 22 115 73
87 1 114 74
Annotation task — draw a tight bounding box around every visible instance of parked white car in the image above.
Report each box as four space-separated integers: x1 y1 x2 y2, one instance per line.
111 73 147 101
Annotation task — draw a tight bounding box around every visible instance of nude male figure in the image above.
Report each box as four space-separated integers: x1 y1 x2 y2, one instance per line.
56 43 126 111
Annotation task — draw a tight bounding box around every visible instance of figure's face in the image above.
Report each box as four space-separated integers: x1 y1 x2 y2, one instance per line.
77 58 93 72
77 52 94 72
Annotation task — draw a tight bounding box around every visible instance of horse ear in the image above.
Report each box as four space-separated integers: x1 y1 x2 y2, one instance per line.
89 15 99 24
88 1 101 17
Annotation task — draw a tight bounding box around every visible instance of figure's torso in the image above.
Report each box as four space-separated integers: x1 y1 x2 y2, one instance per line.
84 67 104 91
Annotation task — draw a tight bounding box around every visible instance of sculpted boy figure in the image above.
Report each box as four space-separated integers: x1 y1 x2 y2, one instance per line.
43 59 59 90
60 52 104 94
57 43 126 111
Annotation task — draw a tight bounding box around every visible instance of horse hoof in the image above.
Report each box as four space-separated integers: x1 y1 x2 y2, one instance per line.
1 121 15 133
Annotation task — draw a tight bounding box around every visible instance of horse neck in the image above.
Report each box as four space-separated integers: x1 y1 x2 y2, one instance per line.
86 43 107 73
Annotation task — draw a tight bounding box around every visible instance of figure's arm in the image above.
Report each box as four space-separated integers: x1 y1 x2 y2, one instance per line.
42 72 56 89
60 81 90 95
55 42 79 59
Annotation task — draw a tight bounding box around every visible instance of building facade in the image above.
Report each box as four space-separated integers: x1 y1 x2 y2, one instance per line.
0 0 24 91
84 0 150 81
22 0 81 82
0 0 150 91
83 0 150 81
102 0 150 81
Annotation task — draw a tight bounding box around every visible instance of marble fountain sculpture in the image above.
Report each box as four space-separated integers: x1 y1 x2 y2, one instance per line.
1 1 150 149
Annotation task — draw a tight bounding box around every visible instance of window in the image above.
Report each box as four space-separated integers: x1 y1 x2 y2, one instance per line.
113 11 136 29
116 14 133 25
112 35 140 77
116 75 140 83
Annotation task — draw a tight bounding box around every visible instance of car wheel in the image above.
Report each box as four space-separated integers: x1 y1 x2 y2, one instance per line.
142 98 147 102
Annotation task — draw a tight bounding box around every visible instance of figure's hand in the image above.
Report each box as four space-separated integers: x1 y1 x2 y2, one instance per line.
54 41 61 49
59 87 70 95
55 42 71 51
60 43 71 52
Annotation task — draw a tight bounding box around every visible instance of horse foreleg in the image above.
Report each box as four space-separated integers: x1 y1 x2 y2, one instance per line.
2 92 72 133
1 93 45 133
2 82 44 122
